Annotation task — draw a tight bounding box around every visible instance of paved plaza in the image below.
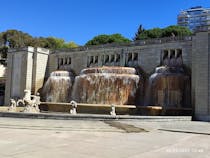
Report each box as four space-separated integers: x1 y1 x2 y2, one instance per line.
0 117 209 158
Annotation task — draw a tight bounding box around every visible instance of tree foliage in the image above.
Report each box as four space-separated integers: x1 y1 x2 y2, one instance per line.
162 25 192 37
134 25 192 40
0 30 79 49
0 29 79 59
85 33 130 46
0 30 33 48
134 24 145 40
63 41 78 48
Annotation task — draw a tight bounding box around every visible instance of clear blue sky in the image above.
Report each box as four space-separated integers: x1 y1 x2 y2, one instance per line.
0 0 209 45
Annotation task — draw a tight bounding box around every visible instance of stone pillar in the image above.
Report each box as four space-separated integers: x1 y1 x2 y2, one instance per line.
120 49 126 66
47 54 58 75
168 49 170 58
31 47 50 94
4 47 34 105
98 55 103 67
175 49 178 58
192 31 210 121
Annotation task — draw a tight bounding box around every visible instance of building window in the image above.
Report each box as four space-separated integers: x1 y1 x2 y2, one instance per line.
110 55 115 62
64 58 68 65
133 53 138 61
104 55 109 63
88 56 99 66
170 50 175 59
116 54 120 62
162 49 183 66
90 56 94 64
128 53 132 62
163 50 169 60
60 58 64 65
95 56 98 63
68 57 71 65
176 49 182 57
162 50 169 66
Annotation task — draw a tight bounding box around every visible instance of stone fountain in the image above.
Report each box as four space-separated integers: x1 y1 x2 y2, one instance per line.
71 66 140 105
145 53 191 108
41 70 74 102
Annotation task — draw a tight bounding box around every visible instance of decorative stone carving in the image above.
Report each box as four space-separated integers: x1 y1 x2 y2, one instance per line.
70 100 77 115
110 104 116 116
17 90 40 113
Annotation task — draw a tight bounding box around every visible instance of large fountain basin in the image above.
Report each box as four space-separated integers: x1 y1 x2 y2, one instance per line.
72 66 140 105
41 70 74 102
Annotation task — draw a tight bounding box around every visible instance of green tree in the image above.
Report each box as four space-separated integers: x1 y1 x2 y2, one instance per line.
0 30 79 49
0 30 33 48
85 33 130 46
45 37 65 49
0 30 34 61
147 28 163 38
0 29 79 60
33 37 79 49
162 25 192 37
134 24 146 40
30 37 49 48
63 41 78 48
135 28 163 40
134 25 192 40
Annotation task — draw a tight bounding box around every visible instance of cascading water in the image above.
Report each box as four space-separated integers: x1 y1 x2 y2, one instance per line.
146 66 191 108
71 66 140 105
41 71 74 102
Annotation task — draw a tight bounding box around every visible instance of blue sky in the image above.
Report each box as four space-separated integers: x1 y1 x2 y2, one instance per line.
0 0 209 45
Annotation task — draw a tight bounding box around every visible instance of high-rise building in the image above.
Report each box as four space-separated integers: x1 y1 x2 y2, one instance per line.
177 6 210 32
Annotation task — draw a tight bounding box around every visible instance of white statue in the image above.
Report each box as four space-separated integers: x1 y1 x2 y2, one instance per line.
17 90 40 113
70 100 77 115
110 104 116 116
8 99 17 112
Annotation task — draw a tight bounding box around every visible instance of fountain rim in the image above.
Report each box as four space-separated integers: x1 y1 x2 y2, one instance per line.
80 66 137 75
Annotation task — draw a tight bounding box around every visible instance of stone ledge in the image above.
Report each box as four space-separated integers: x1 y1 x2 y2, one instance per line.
0 111 192 121
193 115 210 121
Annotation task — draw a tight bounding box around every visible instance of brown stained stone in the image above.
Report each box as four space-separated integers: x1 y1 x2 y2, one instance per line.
41 71 74 102
72 67 140 105
146 66 191 108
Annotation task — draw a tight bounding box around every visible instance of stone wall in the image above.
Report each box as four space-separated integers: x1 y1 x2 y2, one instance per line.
192 32 210 121
49 40 192 76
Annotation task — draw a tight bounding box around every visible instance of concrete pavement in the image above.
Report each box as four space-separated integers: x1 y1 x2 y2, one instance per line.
0 117 209 158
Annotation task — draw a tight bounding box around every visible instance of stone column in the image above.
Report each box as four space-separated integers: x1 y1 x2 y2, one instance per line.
31 47 50 94
98 54 103 67
192 32 210 121
175 49 178 58
4 47 34 105
120 49 126 66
